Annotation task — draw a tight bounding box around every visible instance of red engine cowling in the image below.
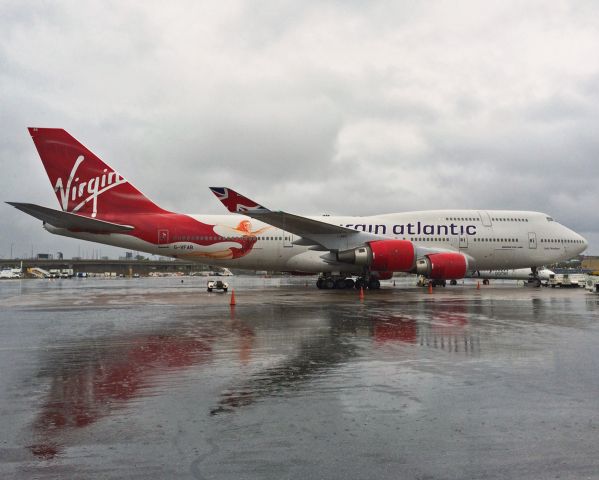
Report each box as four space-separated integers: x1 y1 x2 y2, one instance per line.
336 240 415 272
416 252 468 279
369 240 415 272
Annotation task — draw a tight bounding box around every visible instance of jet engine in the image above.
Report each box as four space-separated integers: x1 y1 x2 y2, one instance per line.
415 252 469 280
336 240 415 272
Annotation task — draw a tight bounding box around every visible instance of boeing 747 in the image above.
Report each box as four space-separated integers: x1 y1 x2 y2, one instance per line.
8 128 588 289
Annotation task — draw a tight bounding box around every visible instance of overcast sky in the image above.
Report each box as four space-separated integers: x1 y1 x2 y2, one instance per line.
1 0 599 259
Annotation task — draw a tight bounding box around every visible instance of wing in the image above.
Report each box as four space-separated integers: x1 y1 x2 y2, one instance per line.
209 187 380 251
7 202 134 233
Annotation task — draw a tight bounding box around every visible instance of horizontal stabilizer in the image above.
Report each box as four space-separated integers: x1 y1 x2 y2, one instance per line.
7 202 134 232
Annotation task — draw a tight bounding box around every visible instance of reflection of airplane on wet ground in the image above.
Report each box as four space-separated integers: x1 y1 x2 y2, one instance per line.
27 304 477 456
9 128 587 290
28 324 219 459
212 305 477 415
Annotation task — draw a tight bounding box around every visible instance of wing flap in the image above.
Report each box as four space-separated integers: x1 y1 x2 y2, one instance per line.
7 202 134 232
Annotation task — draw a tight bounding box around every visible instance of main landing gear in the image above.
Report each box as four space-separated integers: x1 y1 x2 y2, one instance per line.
316 275 381 290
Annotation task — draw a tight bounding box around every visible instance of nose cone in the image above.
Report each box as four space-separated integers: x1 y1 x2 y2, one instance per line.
576 233 589 253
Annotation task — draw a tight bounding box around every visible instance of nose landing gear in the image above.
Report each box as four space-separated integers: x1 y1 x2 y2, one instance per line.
526 266 542 288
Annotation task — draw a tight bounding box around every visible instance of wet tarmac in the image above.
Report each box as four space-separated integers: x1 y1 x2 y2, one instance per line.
1 276 599 479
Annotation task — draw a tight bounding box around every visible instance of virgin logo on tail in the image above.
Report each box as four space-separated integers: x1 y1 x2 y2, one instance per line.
54 155 126 217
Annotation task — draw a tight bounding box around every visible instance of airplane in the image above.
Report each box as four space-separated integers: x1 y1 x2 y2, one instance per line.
467 267 554 285
418 267 555 287
7 128 588 290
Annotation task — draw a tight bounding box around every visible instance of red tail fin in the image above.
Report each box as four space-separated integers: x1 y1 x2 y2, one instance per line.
28 128 166 218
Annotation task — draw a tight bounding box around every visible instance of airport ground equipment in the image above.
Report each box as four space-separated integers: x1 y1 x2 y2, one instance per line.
0 268 22 279
27 267 51 278
585 275 599 293
548 273 586 288
207 280 229 292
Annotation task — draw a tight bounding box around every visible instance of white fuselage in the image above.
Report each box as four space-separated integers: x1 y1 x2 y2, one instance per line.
46 209 587 273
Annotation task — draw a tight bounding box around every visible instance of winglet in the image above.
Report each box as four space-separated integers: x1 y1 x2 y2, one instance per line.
209 187 270 214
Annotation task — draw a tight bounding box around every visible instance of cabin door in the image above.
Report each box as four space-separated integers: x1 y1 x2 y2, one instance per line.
283 233 293 248
528 232 537 249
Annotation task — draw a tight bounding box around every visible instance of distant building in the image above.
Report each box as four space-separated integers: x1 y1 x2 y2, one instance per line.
36 253 52 260
582 256 599 272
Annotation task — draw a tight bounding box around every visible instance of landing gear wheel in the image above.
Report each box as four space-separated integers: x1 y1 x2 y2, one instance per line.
368 278 381 290
450 279 457 286
324 278 335 289
345 278 355 289
483 279 490 286
316 278 324 289
334 278 347 289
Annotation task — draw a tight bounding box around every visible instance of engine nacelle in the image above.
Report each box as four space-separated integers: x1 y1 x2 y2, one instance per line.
415 252 468 280
337 240 415 272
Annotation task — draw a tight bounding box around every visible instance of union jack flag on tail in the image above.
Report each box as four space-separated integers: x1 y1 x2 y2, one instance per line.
209 187 269 214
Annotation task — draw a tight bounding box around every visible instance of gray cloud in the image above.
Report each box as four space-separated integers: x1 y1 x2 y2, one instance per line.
1 0 599 259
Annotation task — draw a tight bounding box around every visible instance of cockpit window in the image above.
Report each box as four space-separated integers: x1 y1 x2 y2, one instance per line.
546 217 554 222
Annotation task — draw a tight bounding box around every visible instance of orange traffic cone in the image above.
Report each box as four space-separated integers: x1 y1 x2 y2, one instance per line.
359 287 365 300
230 289 236 306
476 281 480 290
428 282 433 294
